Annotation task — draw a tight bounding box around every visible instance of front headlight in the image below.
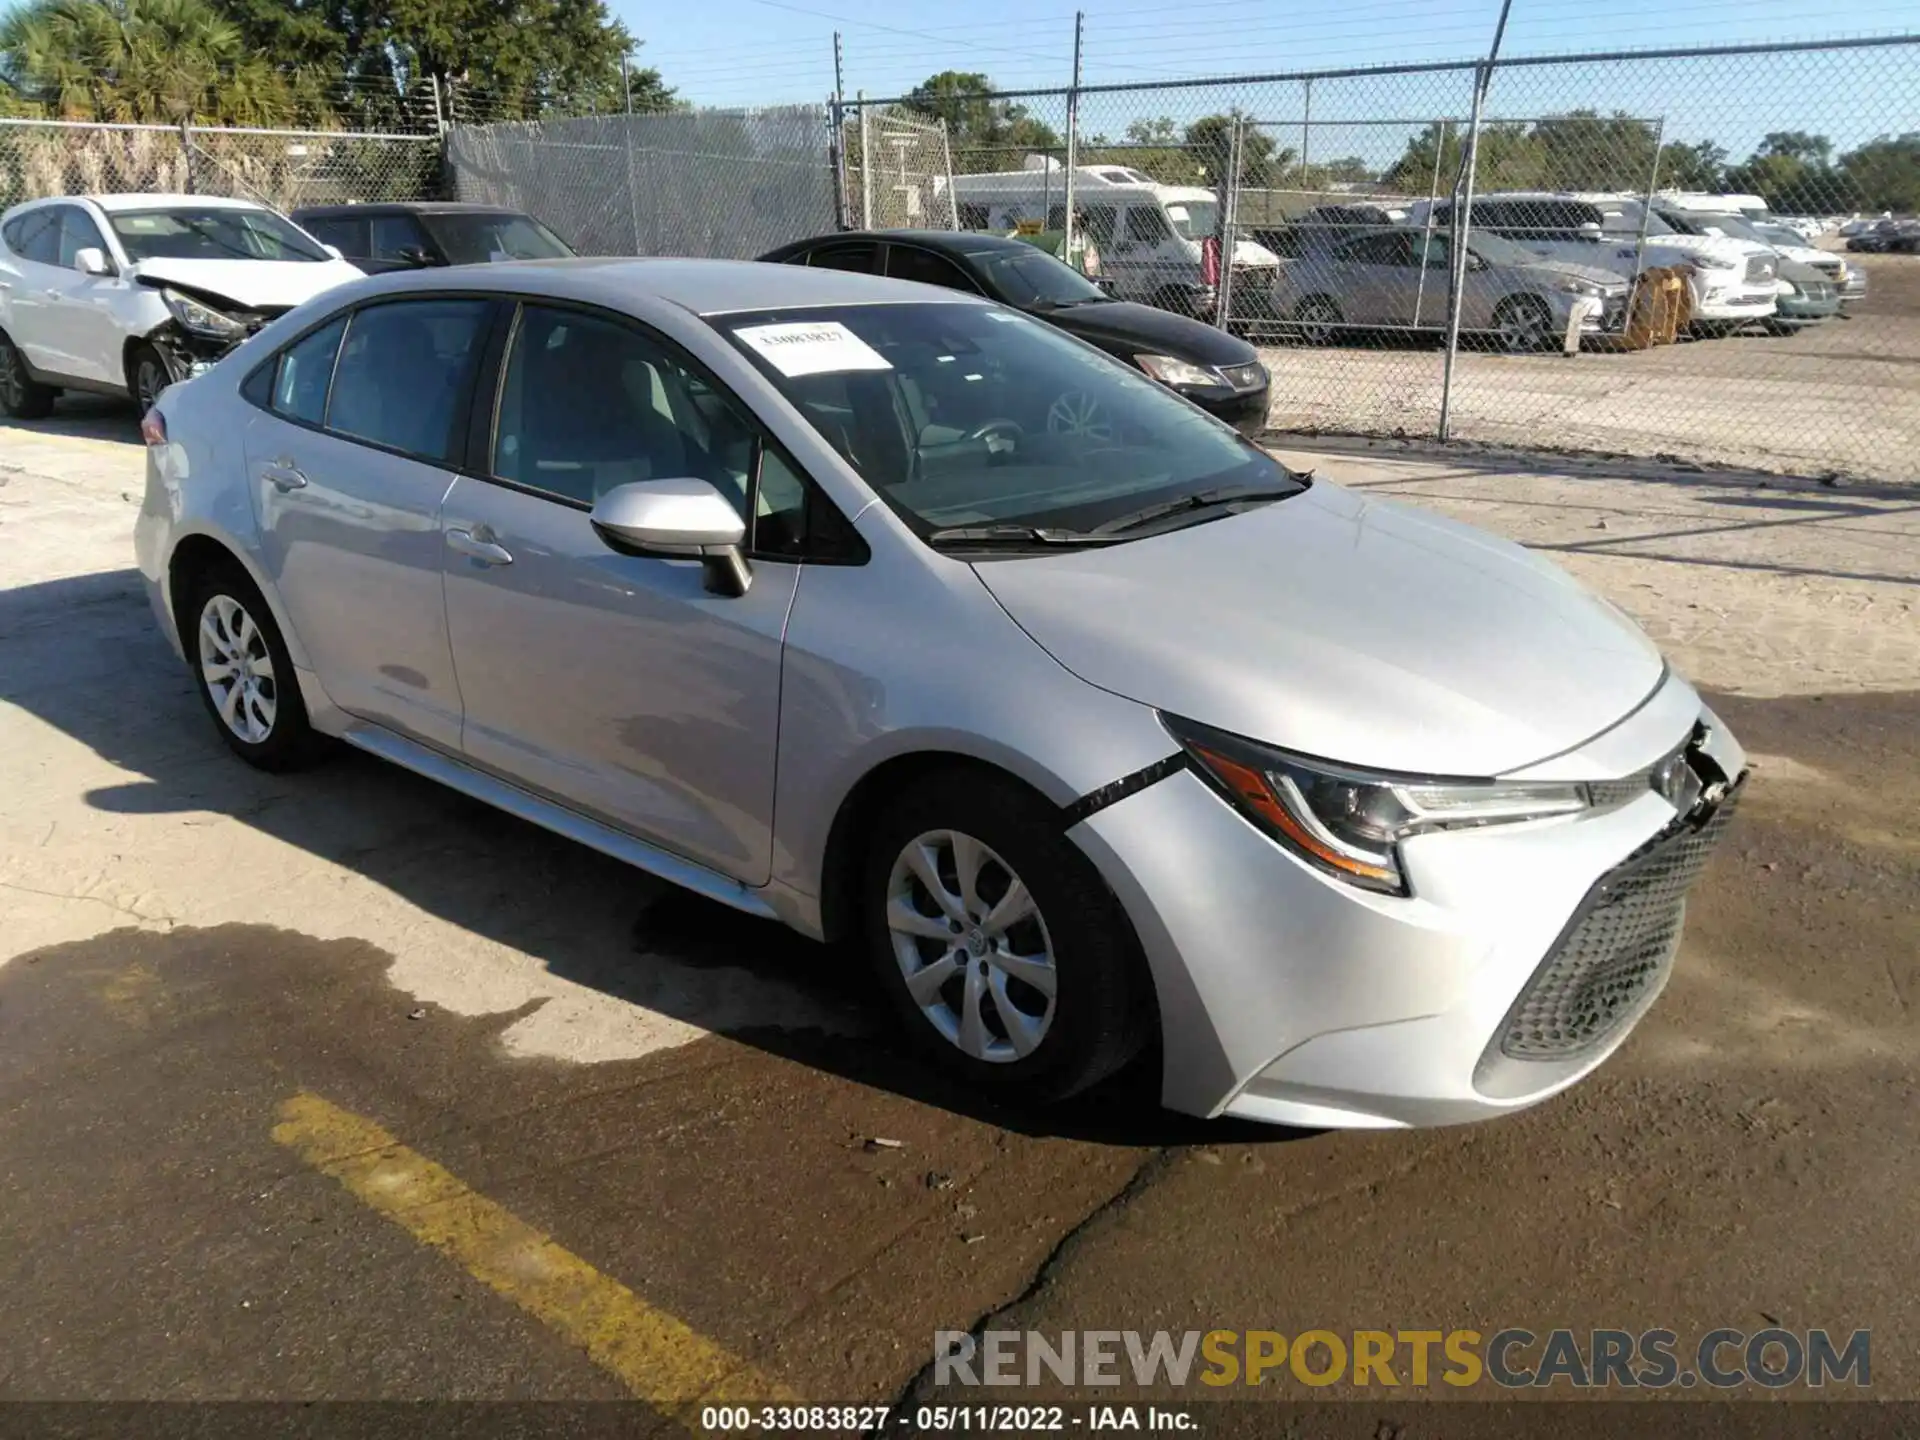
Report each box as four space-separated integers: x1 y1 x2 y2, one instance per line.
1164 715 1590 895
1135 353 1225 389
162 288 244 339
1551 277 1604 298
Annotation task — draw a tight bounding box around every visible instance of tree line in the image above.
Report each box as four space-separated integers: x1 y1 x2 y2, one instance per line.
0 0 672 128
904 73 1919 216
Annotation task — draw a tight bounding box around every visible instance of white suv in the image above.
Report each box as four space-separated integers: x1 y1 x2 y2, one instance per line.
1406 192 1780 332
0 193 362 418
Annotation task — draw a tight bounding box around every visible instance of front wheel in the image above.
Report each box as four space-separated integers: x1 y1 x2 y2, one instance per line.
861 771 1154 1103
128 342 172 413
1493 295 1555 353
1292 295 1343 346
0 330 56 419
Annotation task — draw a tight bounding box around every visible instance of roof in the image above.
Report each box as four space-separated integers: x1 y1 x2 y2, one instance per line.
343 256 987 317
290 201 536 218
87 193 270 213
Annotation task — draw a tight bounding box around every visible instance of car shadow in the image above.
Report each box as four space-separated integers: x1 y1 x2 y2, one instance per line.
1 566 1306 1149
7 390 140 441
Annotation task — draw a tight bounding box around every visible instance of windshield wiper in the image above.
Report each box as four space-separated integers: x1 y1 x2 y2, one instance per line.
1090 483 1296 536
925 524 1115 548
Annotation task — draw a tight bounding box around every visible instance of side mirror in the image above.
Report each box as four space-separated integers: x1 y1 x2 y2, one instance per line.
590 477 752 597
73 247 113 276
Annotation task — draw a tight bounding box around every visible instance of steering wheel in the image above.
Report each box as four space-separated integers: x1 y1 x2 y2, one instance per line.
1046 391 1114 442
964 417 1025 455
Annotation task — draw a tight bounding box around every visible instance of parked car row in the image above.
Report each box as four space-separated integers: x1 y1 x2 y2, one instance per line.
1844 217 1920 253
0 195 573 417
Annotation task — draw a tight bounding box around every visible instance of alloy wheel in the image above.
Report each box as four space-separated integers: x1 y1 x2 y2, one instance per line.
1294 298 1340 345
1497 299 1552 353
885 829 1058 1063
198 593 278 745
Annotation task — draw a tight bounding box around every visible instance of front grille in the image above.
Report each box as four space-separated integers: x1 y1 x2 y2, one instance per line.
1801 281 1835 301
1219 361 1267 391
1744 255 1777 284
1497 779 1743 1062
1810 257 1844 277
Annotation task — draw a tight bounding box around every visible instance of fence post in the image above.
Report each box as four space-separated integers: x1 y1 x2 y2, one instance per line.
938 120 958 229
1214 115 1242 331
179 119 194 193
1299 77 1311 186
429 74 447 137
1063 10 1083 261
830 33 850 230
1626 117 1667 332
1439 0 1513 442
858 93 874 230
1412 119 1450 328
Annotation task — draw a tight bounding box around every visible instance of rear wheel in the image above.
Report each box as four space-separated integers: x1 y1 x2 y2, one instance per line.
1493 294 1554 353
861 770 1154 1104
1292 295 1343 345
0 330 56 419
183 561 328 771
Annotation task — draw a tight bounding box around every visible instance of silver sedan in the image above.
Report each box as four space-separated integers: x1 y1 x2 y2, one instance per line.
135 259 1744 1128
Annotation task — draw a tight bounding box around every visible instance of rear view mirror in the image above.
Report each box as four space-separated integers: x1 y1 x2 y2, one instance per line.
73 247 113 276
590 477 752 596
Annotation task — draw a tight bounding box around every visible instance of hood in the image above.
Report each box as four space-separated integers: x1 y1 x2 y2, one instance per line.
1232 238 1278 268
974 481 1666 776
130 256 363 310
1512 257 1627 289
1045 299 1259 366
1645 233 1765 265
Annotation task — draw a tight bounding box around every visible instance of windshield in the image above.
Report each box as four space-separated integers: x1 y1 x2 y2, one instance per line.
1679 211 1776 247
1164 201 1218 241
717 302 1301 540
980 249 1107 308
110 206 329 263
1752 221 1807 248
426 212 574 264
1601 202 1673 237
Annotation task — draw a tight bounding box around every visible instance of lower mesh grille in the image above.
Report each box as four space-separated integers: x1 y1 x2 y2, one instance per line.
1498 783 1742 1062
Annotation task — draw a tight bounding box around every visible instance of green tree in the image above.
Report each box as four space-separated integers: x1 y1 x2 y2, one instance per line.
1659 139 1727 192
1530 110 1660 191
1183 111 1292 187
1382 119 1539 192
900 70 1060 172
1725 131 1841 213
1838 132 1920 213
0 0 304 122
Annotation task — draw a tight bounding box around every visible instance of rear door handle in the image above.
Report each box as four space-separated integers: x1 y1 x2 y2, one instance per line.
260 460 307 491
447 526 514 566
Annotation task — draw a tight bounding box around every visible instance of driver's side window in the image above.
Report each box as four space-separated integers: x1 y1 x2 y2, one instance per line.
56 206 109 270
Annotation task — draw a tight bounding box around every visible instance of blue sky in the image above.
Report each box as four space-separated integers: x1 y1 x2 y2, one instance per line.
616 0 1920 164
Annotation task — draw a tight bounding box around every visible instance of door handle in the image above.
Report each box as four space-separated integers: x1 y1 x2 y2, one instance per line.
447 526 514 566
260 460 308 491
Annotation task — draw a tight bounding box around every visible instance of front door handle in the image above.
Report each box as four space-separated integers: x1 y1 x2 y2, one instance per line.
447 526 514 566
260 460 308 491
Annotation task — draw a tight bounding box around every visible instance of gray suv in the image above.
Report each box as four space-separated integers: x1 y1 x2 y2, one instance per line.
1274 226 1627 350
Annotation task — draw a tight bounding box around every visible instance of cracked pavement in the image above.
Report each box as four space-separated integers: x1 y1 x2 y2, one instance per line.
3 405 1917 1415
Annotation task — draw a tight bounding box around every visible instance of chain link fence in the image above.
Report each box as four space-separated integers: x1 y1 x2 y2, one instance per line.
444 106 836 260
849 34 1919 481
838 105 958 232
0 118 440 214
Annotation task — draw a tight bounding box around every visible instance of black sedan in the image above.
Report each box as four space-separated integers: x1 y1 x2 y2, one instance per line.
758 230 1271 434
291 202 575 274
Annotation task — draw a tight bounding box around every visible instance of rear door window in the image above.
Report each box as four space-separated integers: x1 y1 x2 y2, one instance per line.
301 216 367 257
806 241 879 273
270 317 348 426
326 298 493 462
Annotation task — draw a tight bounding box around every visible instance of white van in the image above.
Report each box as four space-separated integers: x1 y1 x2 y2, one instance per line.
951 163 1279 318
1404 191 1779 331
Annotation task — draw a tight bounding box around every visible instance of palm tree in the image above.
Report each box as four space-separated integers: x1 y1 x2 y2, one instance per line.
0 0 300 124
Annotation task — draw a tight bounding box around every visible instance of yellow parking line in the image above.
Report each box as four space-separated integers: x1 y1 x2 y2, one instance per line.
273 1090 796 1414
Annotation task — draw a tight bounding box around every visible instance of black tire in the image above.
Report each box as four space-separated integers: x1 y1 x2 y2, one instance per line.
1292 295 1343 345
181 559 329 771
127 342 172 414
1493 294 1555 353
0 329 57 419
860 769 1154 1104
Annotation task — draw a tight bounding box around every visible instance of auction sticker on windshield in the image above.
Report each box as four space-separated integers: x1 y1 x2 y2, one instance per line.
735 321 892 377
